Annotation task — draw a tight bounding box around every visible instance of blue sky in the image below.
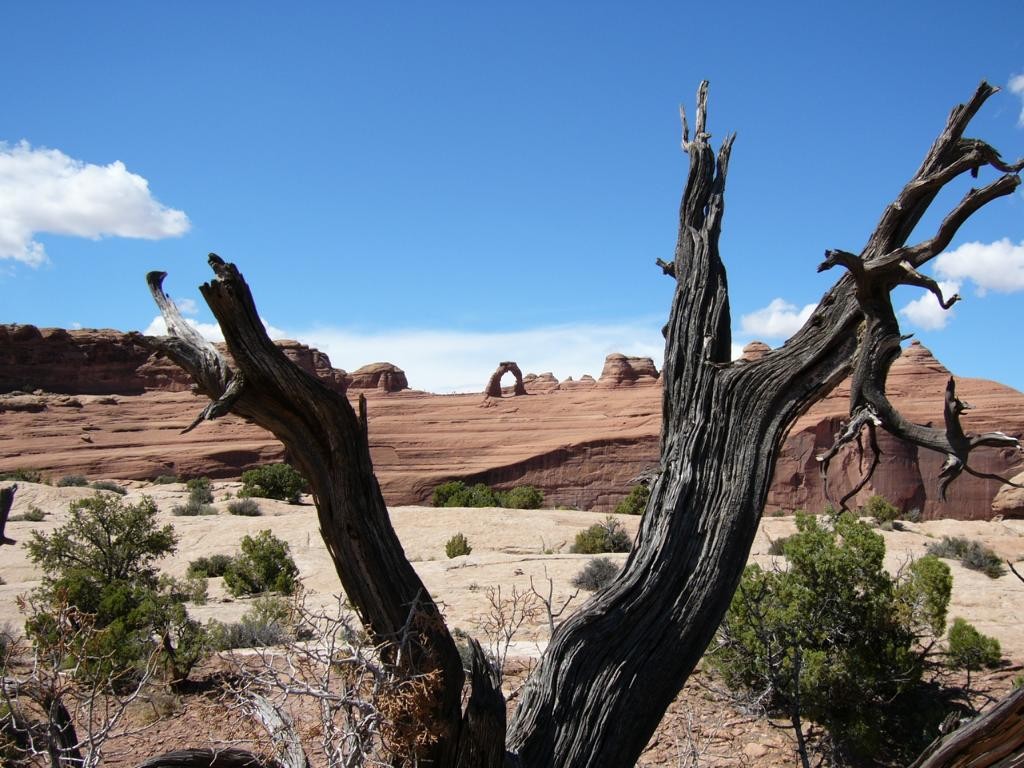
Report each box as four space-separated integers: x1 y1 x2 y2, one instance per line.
2 2 1022 393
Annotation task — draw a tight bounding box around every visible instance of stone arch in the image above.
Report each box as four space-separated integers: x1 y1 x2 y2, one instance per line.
484 361 527 397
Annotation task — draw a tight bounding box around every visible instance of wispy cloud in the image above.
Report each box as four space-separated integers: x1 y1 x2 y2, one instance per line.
898 280 960 330
0 140 189 265
1010 73 1024 126
739 298 816 339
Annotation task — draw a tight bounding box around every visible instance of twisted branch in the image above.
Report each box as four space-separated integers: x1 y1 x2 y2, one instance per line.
815 82 1023 505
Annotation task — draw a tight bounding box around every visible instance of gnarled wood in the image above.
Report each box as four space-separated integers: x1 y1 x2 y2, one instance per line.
1 483 16 546
147 82 1020 768
144 262 503 766
908 685 1024 768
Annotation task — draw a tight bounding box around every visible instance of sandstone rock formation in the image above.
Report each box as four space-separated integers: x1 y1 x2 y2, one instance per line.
0 330 1020 519
348 362 408 392
523 372 560 393
484 361 527 397
0 324 404 396
596 353 659 388
740 341 771 362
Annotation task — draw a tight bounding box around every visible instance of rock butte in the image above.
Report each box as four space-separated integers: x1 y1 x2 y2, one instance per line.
1 325 1022 520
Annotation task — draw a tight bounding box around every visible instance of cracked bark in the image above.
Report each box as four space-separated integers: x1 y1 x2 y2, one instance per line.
145 82 1021 768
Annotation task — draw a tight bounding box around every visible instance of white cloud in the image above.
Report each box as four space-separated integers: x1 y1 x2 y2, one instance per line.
0 140 189 265
175 297 200 316
1010 73 1024 126
933 238 1024 296
898 280 960 330
739 298 816 339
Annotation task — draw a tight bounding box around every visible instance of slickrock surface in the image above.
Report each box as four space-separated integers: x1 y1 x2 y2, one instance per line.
1 326 1022 518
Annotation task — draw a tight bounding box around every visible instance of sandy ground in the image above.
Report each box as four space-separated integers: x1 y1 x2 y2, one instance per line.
2 480 1023 660
3 480 1024 766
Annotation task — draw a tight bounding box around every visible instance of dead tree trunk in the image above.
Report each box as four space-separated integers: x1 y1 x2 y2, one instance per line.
146 82 1021 768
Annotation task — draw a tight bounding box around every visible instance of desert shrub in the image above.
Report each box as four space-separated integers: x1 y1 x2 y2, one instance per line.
160 574 209 605
57 474 88 487
571 558 621 591
614 484 650 516
570 517 631 554
767 534 795 556
10 505 45 522
208 596 292 650
711 512 955 763
445 533 472 558
228 498 261 516
186 476 214 504
431 480 501 508
24 493 202 684
240 463 306 503
187 553 234 579
432 481 466 507
223 530 299 596
152 474 181 484
498 484 544 509
946 618 1001 670
90 480 127 495
862 494 900 524
0 468 43 483
172 500 217 516
904 507 923 523
925 536 1006 578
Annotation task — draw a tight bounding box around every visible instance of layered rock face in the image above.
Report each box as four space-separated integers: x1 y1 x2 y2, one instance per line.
0 324 404 395
1 328 1021 519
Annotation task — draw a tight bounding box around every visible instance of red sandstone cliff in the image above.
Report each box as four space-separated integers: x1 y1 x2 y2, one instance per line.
1 327 1020 519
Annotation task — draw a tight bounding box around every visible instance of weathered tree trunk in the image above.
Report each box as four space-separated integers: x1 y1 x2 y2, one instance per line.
908 685 1024 768
146 82 1020 768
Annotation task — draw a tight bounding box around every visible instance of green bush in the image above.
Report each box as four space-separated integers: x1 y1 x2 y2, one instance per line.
24 493 202 685
152 474 181 484
445 533 472 558
57 474 88 487
862 494 900 524
90 480 127 495
187 553 234 579
614 484 650 516
208 596 292 650
570 517 631 554
228 498 261 516
10 505 45 522
160 574 209 605
947 618 1001 670
498 485 544 509
172 500 217 516
223 530 299 596
240 463 306 504
925 536 1006 578
571 558 621 591
767 534 795 556
710 512 955 762
186 477 214 504
432 480 531 508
